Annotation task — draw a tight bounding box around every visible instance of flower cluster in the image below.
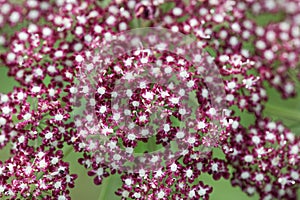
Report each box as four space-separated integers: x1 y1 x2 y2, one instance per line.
0 0 299 200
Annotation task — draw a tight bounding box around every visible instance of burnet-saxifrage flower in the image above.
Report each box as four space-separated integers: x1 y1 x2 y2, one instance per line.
0 0 299 199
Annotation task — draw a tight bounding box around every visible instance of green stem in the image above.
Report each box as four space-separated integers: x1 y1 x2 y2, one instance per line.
98 176 110 200
264 104 300 122
37 172 44 180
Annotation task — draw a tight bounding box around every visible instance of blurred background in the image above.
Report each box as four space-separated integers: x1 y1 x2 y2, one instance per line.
1 0 300 199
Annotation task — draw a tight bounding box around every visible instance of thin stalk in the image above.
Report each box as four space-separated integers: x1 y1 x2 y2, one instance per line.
98 176 110 200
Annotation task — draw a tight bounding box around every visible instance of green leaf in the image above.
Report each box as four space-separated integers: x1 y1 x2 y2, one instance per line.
170 115 181 127
159 2 175 13
205 46 217 58
247 11 286 26
177 15 190 23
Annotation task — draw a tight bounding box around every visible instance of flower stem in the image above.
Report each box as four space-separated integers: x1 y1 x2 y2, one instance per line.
98 176 110 200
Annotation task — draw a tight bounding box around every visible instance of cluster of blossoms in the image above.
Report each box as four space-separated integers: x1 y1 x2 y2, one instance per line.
0 0 299 199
